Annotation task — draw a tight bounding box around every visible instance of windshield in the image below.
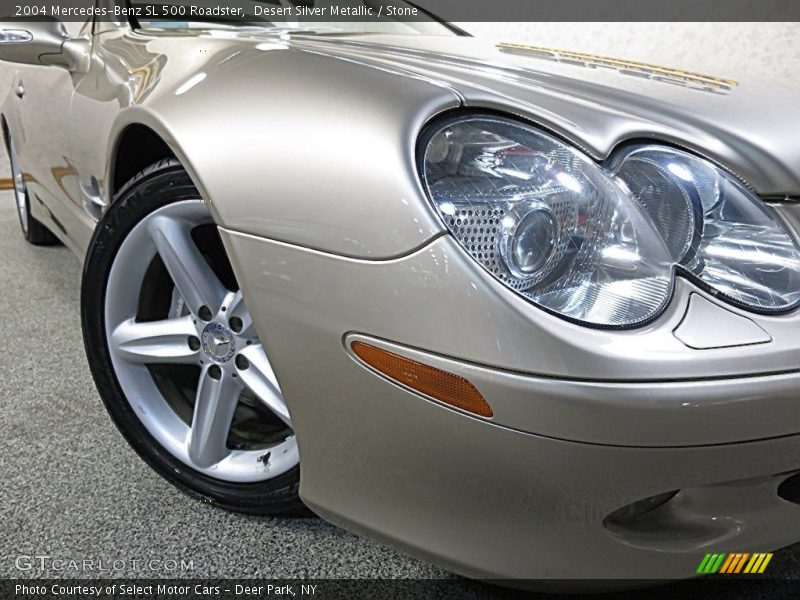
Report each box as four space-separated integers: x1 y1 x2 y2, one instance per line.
129 0 462 36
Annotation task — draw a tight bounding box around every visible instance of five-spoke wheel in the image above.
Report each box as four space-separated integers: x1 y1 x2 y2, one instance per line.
82 160 302 513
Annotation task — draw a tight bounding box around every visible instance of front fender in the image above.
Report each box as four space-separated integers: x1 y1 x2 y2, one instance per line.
106 34 459 259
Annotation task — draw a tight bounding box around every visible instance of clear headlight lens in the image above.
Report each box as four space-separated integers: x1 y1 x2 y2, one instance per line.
422 117 675 326
612 146 800 312
421 116 800 327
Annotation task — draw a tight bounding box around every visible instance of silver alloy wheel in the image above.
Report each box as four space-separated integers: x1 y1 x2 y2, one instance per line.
8 134 28 233
105 199 298 483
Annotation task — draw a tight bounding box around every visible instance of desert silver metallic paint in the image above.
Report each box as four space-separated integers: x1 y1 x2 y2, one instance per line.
3 17 800 582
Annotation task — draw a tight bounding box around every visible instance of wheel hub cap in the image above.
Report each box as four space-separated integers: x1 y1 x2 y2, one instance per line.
201 322 235 363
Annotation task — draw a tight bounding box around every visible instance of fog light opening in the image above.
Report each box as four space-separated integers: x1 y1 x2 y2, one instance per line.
351 341 494 418
605 490 680 528
778 471 800 505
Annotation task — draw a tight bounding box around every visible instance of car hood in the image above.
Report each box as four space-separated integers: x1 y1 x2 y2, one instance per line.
288 34 799 197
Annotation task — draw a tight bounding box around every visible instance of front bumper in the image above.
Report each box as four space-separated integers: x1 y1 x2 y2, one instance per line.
220 227 800 581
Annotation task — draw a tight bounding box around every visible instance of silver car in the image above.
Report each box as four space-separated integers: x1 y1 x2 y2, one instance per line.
2 3 800 586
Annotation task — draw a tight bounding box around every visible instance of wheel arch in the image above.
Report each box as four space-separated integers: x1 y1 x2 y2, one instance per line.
1 114 11 155
110 123 175 197
105 109 211 210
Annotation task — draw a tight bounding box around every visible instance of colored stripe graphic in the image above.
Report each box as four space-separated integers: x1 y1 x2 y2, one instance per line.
732 553 750 573
719 554 739 573
719 554 736 573
711 553 726 573
744 554 762 573
758 554 773 573
697 553 727 574
698 552 773 574
697 554 713 573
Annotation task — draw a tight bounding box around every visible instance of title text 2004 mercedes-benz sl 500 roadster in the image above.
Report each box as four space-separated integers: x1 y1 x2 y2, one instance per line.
3 3 800 585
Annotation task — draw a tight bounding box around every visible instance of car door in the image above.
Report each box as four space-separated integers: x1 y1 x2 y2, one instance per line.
68 0 169 256
9 17 94 255
66 12 132 255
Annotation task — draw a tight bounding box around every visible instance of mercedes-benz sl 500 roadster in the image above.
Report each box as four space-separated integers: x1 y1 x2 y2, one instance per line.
3 2 800 585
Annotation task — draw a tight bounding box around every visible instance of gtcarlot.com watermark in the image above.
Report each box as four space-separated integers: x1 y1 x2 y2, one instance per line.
14 554 194 573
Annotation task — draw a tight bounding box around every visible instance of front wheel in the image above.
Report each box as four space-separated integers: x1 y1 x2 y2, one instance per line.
82 159 303 514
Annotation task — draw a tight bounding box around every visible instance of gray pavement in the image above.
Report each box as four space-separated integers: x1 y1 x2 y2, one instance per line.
0 194 798 599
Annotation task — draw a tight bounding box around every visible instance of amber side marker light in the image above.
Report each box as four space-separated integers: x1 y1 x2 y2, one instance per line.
351 341 493 418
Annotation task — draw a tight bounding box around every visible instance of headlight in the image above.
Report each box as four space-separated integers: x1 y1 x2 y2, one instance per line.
612 146 800 312
420 115 800 327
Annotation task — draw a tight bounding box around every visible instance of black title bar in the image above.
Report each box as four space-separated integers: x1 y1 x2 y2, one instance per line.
1 0 799 22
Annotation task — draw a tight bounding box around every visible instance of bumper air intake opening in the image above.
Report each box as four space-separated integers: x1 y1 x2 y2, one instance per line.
778 471 800 504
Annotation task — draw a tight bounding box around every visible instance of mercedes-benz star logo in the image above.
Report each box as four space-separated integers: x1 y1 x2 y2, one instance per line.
201 323 236 363
208 335 230 356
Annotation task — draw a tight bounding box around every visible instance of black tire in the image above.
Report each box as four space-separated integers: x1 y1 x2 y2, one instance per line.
4 124 59 246
20 194 59 246
81 158 305 515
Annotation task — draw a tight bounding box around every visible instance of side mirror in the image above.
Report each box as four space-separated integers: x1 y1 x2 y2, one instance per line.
0 21 89 72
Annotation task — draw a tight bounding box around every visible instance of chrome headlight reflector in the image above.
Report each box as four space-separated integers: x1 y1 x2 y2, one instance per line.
421 116 800 327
